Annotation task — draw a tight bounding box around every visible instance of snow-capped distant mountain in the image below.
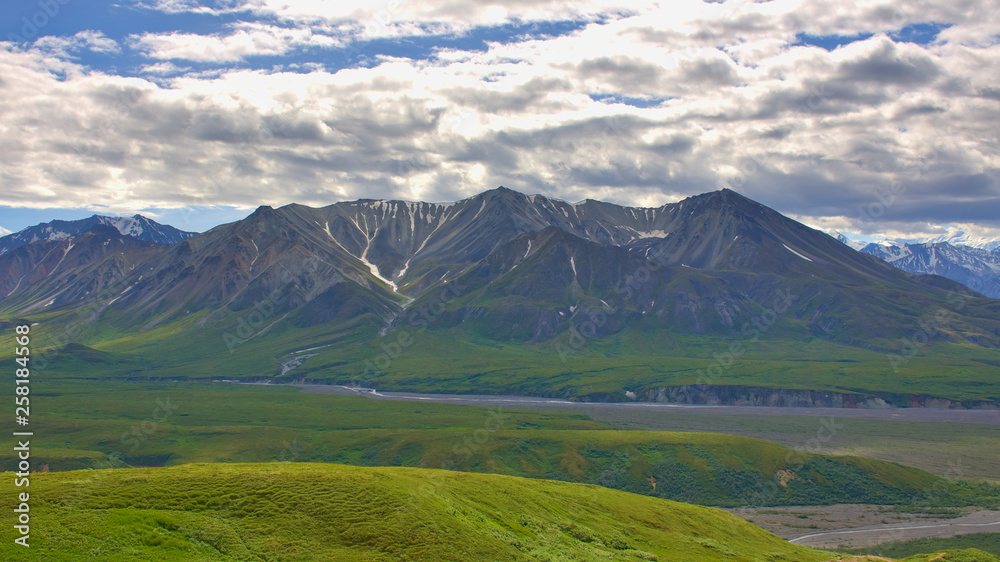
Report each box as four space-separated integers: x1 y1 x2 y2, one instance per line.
924 229 1000 251
835 228 1000 252
850 240 1000 298
0 215 195 257
835 232 867 251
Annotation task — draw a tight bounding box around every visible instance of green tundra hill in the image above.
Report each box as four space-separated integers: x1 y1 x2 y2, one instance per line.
0 462 857 561
3 463 996 561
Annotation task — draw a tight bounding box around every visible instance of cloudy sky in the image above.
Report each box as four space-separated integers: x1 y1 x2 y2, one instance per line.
1 0 998 242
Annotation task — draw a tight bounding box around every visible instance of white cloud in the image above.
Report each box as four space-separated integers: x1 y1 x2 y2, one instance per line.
168 0 1000 46
0 0 998 238
134 0 249 15
130 23 342 62
139 61 192 75
31 30 120 57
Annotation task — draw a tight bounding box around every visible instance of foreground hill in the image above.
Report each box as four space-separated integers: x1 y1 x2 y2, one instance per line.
4 463 993 561
0 463 834 560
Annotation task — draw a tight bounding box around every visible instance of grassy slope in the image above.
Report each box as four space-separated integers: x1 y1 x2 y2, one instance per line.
5 381 996 509
0 463 837 561
3 304 999 404
322 329 1000 403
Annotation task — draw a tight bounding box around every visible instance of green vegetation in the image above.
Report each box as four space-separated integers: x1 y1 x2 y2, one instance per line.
5 311 998 405
899 550 1000 561
5 380 998 509
842 534 1000 558
569 405 1000 481
307 330 1000 404
0 463 838 561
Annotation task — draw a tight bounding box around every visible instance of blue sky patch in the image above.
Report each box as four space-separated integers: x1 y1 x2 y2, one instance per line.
889 22 951 45
793 32 874 51
589 94 672 108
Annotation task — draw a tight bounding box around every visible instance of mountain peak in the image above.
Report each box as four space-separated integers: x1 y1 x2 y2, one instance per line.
479 185 524 199
711 187 753 204
86 223 124 238
249 205 277 218
672 188 761 215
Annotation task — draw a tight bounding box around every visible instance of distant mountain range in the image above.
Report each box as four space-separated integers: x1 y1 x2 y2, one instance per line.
836 234 1000 299
2 187 998 406
0 214 194 257
927 230 1000 251
836 230 1000 251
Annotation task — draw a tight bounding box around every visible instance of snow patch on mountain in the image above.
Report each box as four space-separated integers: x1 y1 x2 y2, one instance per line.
783 244 813 262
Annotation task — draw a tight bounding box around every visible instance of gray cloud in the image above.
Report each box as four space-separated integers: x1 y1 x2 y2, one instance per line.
574 55 665 90
445 77 572 114
836 38 941 86
0 1 999 243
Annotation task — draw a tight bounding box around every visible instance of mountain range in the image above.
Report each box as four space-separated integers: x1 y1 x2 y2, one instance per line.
0 213 194 257
835 234 1000 299
2 187 998 406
